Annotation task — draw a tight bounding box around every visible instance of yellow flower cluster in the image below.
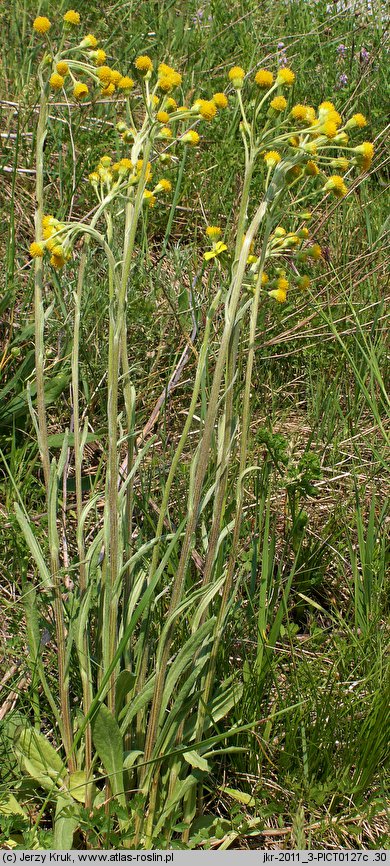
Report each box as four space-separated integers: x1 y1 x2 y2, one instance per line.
157 62 182 92
29 215 70 269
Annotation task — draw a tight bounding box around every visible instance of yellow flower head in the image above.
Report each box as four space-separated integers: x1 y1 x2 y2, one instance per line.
159 74 181 92
346 112 367 129
135 55 153 74
50 245 67 268
73 81 89 100
181 129 200 146
320 120 338 138
268 288 287 303
297 227 309 239
270 95 287 112
318 100 335 115
305 160 319 176
101 83 115 97
204 241 228 261
213 92 228 109
80 33 98 48
196 99 217 121
118 76 134 91
100 156 112 167
56 61 68 76
323 174 348 197
330 157 349 171
301 140 317 154
157 110 170 123
206 226 222 239
228 66 245 88
277 68 295 86
29 241 44 258
309 243 322 260
165 97 177 112
91 49 106 66
33 16 51 34
137 159 153 182
119 158 133 171
49 73 65 90
158 126 173 139
353 141 374 167
42 214 56 228
110 70 122 86
157 64 182 91
155 178 172 193
143 189 156 207
261 272 269 285
89 171 100 185
97 66 113 85
291 103 309 122
255 69 274 88
264 150 281 168
277 276 289 292
334 131 349 145
63 10 80 25
297 275 310 290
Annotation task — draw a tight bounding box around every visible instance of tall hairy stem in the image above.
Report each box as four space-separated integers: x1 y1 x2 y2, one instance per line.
105 144 152 713
33 77 75 772
183 221 273 835
72 241 92 804
140 196 268 847
34 79 50 493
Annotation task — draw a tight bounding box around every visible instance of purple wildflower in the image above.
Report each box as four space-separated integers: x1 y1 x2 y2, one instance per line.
338 72 348 87
277 41 288 67
337 43 347 57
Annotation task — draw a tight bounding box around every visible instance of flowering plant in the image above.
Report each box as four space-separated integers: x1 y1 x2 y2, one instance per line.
17 9 376 848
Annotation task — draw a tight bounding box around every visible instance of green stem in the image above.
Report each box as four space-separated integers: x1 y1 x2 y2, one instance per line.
105 142 153 713
140 198 269 843
72 240 93 804
34 78 50 494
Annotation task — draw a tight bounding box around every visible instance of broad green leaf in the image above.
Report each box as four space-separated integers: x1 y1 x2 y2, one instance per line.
54 794 80 849
92 704 126 808
219 786 256 806
123 750 144 770
183 751 210 772
0 793 27 816
115 669 136 715
14 727 66 790
65 770 93 804
47 431 104 448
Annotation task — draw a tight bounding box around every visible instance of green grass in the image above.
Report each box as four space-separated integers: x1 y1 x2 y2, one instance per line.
0 0 389 851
